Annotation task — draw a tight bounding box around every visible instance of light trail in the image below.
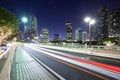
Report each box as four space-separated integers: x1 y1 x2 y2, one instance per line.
34 45 120 73
25 44 120 80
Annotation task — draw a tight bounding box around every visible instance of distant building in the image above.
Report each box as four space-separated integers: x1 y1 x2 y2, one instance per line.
108 8 120 40
41 27 49 42
82 31 88 43
30 15 37 32
65 22 72 41
54 34 60 41
16 31 22 40
24 15 38 42
24 25 29 34
75 27 82 41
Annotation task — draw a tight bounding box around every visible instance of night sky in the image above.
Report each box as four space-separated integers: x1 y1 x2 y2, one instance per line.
0 0 120 40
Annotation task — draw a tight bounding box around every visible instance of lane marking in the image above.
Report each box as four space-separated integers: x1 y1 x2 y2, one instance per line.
45 54 109 80
24 45 110 80
35 45 120 63
24 48 66 80
39 47 120 72
29 47 109 80
25 44 119 79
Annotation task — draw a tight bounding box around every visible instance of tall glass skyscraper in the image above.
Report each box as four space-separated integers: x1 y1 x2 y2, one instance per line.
65 22 72 41
75 27 82 41
30 15 37 32
24 15 38 42
82 31 88 43
41 27 49 42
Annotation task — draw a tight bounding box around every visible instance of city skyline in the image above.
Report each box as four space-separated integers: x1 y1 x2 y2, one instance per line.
0 0 120 40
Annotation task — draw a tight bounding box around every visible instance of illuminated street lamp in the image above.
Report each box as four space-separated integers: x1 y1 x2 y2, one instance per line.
21 17 28 31
84 17 95 48
22 17 28 23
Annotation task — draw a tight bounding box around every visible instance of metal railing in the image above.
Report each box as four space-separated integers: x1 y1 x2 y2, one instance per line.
40 43 120 51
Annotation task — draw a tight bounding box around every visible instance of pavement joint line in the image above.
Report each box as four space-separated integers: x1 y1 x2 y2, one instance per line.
27 49 66 80
31 62 40 79
26 62 33 78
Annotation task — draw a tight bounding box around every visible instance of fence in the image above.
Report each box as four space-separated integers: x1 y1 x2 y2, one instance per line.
40 43 120 51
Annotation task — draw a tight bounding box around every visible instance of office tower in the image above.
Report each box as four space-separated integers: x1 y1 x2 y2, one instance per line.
54 34 60 41
95 5 109 41
82 31 88 43
108 8 120 41
30 15 37 32
41 27 49 42
75 27 82 41
24 15 38 41
65 22 72 41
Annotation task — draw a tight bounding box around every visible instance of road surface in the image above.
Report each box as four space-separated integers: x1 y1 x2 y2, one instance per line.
23 44 120 80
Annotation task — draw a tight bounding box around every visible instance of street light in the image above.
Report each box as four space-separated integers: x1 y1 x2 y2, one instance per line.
84 17 95 48
21 17 28 30
22 17 28 23
21 17 28 41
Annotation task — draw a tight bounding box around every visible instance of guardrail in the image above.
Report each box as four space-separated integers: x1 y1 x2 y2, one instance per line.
0 46 16 80
91 45 120 51
40 43 120 51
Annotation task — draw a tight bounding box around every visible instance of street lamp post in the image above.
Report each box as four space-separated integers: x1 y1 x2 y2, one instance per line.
21 17 28 41
21 17 28 33
84 17 95 48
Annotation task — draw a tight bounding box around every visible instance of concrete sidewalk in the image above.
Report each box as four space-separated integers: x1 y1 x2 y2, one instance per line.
10 46 57 80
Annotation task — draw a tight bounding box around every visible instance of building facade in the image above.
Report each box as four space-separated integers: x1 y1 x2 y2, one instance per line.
41 27 49 42
30 15 37 32
75 27 82 41
94 5 109 41
54 34 60 41
65 22 72 41
94 6 120 44
108 8 120 42
82 31 88 43
24 15 38 42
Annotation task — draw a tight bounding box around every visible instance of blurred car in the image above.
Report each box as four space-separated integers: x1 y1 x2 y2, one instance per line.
0 43 7 51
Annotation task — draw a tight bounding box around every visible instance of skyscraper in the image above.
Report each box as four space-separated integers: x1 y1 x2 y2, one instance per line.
65 22 72 41
82 31 88 43
94 5 109 41
75 27 82 41
94 6 120 44
24 15 38 42
30 15 37 32
108 8 120 39
41 27 49 42
54 34 60 41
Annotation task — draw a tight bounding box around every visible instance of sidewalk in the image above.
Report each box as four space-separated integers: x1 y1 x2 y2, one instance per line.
38 45 120 59
10 46 57 80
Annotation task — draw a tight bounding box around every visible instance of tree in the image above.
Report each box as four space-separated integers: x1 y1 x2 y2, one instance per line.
0 7 18 43
103 37 116 46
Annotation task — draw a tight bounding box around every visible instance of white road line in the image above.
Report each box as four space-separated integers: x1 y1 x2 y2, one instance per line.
27 45 120 80
26 47 66 80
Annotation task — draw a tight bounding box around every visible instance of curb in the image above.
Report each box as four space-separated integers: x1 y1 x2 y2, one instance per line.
28 49 66 80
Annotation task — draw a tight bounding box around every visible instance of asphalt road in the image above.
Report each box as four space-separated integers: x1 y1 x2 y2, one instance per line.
41 47 120 67
23 45 117 80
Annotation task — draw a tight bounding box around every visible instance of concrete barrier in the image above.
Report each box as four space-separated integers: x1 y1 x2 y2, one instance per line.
0 46 16 80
